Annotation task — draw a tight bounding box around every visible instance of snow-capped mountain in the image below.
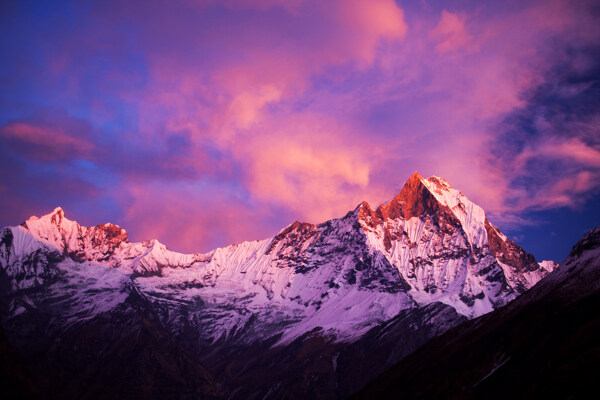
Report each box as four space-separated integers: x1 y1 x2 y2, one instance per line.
0 172 557 399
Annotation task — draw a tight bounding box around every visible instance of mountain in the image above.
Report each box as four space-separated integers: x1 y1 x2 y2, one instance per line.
0 172 557 399
354 225 600 399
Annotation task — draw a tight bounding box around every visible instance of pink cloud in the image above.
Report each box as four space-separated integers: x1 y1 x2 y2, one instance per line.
238 115 372 223
516 170 598 210
0 117 94 162
522 139 600 168
228 85 283 129
430 10 473 53
333 0 407 63
114 0 409 231
118 182 282 253
503 137 600 211
142 0 408 133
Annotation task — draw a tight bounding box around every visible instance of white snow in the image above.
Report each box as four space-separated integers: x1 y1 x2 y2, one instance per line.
421 176 488 249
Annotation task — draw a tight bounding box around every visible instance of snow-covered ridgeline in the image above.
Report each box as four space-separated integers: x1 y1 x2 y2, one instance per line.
0 173 557 342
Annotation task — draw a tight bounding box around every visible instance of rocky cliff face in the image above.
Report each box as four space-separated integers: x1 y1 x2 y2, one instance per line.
0 173 556 399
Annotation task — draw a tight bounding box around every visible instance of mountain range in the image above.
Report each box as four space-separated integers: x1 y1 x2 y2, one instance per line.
1 172 592 399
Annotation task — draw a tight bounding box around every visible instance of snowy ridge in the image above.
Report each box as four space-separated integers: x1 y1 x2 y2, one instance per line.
421 175 488 248
535 226 600 295
0 225 61 291
0 173 556 344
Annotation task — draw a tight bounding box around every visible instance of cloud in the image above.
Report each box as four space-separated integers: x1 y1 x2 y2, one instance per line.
1 0 600 256
228 85 283 129
118 181 285 253
218 0 307 13
0 112 95 162
0 142 106 230
515 138 600 170
108 0 408 227
236 113 372 222
486 30 600 217
430 10 473 53
139 0 407 134
334 0 408 63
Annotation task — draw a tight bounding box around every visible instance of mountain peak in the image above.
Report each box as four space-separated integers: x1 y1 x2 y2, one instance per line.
17 207 131 263
424 175 452 190
377 172 441 221
408 170 424 182
28 206 67 225
50 206 65 224
365 173 545 278
32 206 71 228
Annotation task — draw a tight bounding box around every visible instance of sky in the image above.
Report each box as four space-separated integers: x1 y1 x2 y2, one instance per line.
1 0 599 263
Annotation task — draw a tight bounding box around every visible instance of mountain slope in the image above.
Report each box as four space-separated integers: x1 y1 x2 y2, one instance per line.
0 173 557 399
354 226 600 400
4 289 221 400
